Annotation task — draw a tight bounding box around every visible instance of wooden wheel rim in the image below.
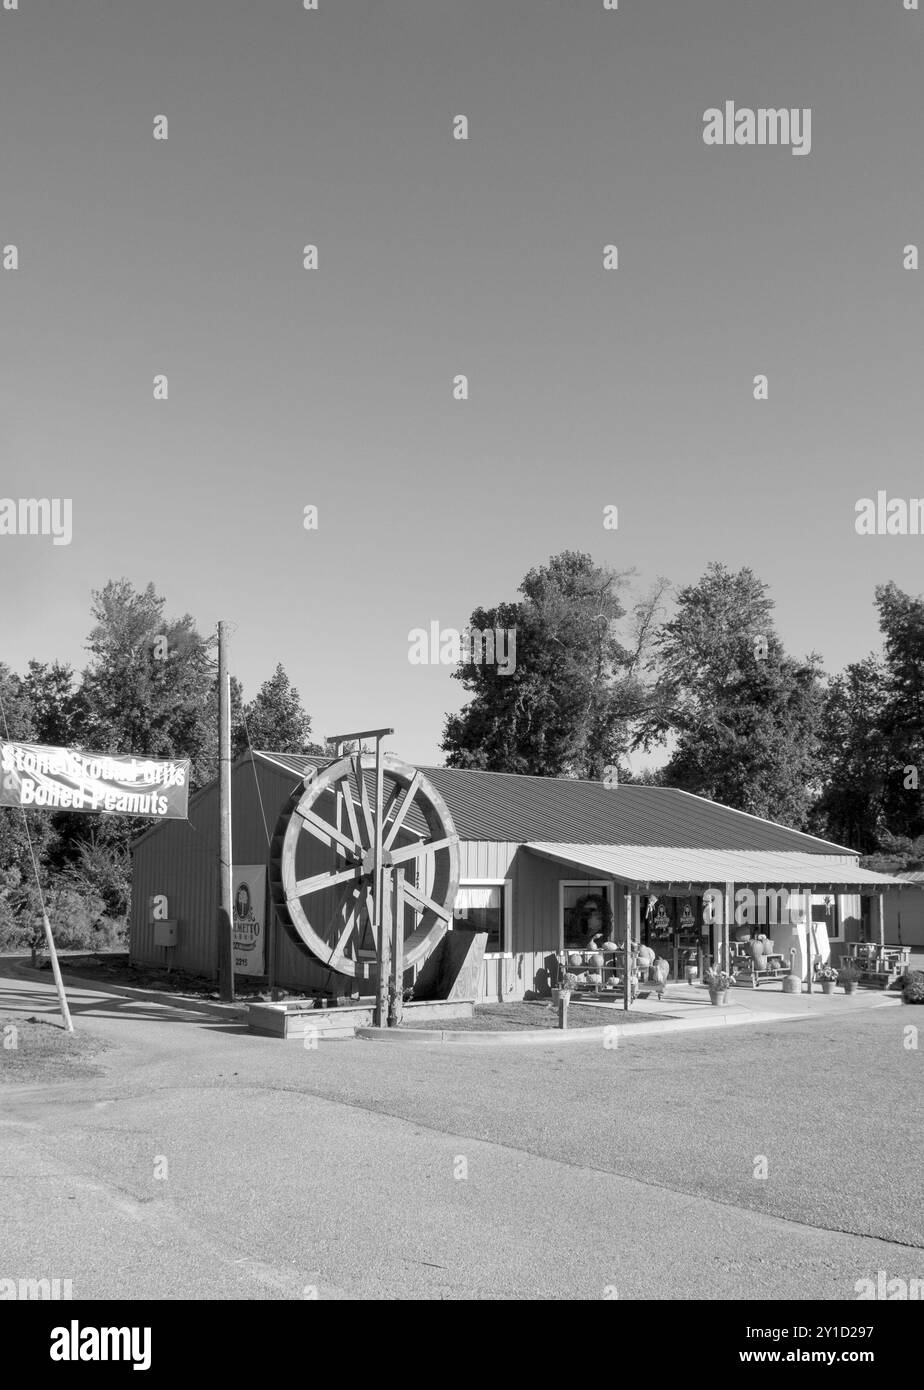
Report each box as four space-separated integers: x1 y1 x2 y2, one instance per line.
273 753 460 979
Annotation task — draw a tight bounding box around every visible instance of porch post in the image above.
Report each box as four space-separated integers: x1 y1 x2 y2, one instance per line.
874 891 885 950
723 881 734 974
805 887 813 994
623 890 632 1013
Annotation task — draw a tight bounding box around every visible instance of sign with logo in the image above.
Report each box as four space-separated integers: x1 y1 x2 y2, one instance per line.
0 742 189 819
233 866 266 977
651 897 672 938
679 900 695 931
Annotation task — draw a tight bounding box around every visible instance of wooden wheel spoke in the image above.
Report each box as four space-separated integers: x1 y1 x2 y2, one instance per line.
383 771 422 850
354 755 376 847
354 881 377 949
329 885 362 961
338 772 364 852
403 878 453 923
299 805 361 858
295 863 362 896
388 835 454 866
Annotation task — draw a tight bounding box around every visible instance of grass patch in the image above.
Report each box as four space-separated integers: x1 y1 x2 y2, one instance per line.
0 1014 111 1084
407 1001 680 1031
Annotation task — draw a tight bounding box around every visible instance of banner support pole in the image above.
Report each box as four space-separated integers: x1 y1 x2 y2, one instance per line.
41 909 73 1032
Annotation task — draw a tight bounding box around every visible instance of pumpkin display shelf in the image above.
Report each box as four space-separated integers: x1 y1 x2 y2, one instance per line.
729 937 788 989
558 946 627 997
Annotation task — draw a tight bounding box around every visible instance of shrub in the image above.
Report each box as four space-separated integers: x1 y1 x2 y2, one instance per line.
901 969 924 1005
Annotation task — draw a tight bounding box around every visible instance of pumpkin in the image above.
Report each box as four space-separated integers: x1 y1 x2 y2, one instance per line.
589 952 605 968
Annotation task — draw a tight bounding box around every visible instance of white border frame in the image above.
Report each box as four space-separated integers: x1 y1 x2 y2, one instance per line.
558 879 616 952
458 878 513 958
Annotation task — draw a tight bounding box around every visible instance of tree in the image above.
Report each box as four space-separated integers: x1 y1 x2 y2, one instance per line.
875 582 924 841
0 665 57 947
20 661 80 745
77 579 220 790
640 563 825 826
441 551 667 778
234 664 317 757
811 658 888 852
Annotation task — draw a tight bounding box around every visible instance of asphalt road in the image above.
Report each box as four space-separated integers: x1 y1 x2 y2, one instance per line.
1 970 921 1300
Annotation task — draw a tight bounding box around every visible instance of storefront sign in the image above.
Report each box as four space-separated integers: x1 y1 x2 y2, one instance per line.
233 866 266 977
652 898 672 938
0 742 189 819
679 900 695 930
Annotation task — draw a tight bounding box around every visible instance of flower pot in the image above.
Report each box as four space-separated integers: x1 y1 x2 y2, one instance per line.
842 981 858 995
821 981 836 995
551 988 571 1006
708 987 728 1006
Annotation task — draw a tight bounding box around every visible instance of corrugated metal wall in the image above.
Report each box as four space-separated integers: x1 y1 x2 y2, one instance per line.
131 763 876 999
456 842 631 1002
131 757 336 990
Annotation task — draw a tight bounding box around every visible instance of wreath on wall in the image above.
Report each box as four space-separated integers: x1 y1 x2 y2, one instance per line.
570 893 614 940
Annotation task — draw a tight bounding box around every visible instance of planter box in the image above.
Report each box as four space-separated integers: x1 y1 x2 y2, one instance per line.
248 997 474 1041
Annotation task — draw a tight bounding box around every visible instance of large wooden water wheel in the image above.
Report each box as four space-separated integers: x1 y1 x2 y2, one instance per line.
269 752 460 981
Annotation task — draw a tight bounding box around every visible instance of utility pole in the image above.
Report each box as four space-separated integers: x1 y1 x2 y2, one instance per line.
217 621 234 1002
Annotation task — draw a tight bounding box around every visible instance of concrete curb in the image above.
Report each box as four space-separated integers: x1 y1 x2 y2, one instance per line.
355 1006 823 1046
4 961 250 1023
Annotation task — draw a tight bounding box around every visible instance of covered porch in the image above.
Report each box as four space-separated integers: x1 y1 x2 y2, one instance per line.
524 842 911 1000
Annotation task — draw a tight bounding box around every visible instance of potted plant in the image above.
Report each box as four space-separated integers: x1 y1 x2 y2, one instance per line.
704 964 734 1005
817 964 838 995
838 960 860 995
551 972 578 1006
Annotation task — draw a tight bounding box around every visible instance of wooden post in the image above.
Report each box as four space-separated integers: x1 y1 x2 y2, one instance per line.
874 892 885 950
623 891 632 1013
723 881 733 975
558 992 569 1029
805 888 814 994
373 732 388 1027
390 867 405 1027
217 621 235 1003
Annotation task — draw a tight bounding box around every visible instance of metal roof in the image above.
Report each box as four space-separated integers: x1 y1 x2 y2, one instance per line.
250 752 857 856
525 843 913 891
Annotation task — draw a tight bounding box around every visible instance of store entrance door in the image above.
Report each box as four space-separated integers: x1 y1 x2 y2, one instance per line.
643 895 703 982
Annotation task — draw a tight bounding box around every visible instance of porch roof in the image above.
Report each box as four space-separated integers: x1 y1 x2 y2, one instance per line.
525 843 914 892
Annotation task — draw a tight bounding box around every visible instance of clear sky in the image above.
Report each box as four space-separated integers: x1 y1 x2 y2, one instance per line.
1 0 922 766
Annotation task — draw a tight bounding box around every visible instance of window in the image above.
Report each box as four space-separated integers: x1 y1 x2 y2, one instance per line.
811 894 840 942
560 881 614 950
454 881 510 956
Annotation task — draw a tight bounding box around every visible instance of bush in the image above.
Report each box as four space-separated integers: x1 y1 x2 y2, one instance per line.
901 969 924 1005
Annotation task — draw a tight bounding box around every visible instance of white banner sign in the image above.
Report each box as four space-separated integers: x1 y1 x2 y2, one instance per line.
233 865 266 977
